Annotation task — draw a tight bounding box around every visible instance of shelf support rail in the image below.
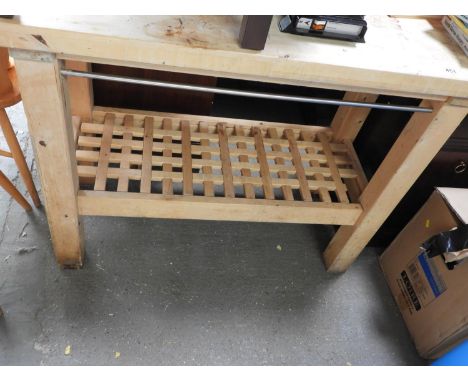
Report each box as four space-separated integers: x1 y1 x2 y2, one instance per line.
61 69 433 113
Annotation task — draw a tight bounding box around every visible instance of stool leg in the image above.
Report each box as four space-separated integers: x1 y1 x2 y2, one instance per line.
0 170 32 212
0 108 41 207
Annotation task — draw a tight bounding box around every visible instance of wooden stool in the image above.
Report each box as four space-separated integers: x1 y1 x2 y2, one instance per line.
0 47 40 208
0 169 32 211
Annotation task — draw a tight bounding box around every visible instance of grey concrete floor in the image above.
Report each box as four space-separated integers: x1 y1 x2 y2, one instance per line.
0 103 424 365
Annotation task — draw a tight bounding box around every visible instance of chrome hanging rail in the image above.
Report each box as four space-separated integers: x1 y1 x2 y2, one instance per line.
61 70 433 113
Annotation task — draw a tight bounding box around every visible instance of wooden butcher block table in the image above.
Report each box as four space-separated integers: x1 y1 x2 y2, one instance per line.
0 15 466 272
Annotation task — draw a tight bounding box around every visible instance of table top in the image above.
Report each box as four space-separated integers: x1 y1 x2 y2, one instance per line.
0 15 467 99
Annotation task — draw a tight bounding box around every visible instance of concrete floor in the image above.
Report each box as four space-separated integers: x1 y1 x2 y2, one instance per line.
0 103 424 365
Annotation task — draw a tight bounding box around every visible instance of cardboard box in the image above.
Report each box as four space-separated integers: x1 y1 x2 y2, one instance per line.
380 188 468 359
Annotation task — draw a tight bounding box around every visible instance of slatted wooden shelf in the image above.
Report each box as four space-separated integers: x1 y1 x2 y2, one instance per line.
75 109 365 225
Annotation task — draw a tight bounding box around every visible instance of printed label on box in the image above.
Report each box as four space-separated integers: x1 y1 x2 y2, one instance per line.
396 251 447 315
297 18 313 30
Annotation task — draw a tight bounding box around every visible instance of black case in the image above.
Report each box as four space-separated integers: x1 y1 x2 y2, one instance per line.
279 15 367 43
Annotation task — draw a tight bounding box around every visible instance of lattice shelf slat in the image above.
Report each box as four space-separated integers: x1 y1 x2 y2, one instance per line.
75 109 366 225
116 115 134 192
161 118 173 195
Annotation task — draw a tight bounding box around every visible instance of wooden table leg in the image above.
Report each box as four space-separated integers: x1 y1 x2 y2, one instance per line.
0 108 41 207
12 51 84 268
64 60 93 122
324 99 468 272
331 92 378 142
65 60 95 185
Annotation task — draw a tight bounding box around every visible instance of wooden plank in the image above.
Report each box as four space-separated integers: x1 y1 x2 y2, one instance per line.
199 122 214 197
450 97 468 108
343 178 361 204
117 115 134 192
78 134 353 166
64 60 93 121
301 130 331 203
71 116 81 147
343 139 368 193
68 62 95 182
181 120 193 195
140 116 153 193
92 106 333 140
235 126 255 199
331 92 378 142
3 17 468 99
285 128 312 202
268 128 293 201
94 113 114 191
318 132 349 203
217 123 235 198
253 127 274 200
162 118 173 195
75 149 359 179
14 54 84 267
324 100 468 272
82 117 343 151
77 190 362 226
77 165 341 190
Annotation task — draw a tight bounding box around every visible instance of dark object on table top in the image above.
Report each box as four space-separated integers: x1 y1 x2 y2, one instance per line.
239 16 273 50
279 15 367 43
